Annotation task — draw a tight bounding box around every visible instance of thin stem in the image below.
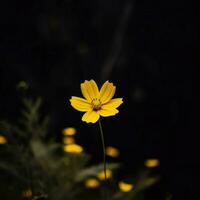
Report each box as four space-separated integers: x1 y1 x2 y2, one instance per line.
98 119 107 181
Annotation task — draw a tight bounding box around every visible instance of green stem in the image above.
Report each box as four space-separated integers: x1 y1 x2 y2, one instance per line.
98 119 107 181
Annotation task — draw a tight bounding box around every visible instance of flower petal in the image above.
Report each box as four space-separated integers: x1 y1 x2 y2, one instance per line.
98 107 119 117
70 96 91 112
99 81 116 104
82 110 100 123
81 80 99 101
102 98 123 109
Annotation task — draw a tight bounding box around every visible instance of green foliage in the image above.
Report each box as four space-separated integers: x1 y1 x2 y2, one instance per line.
0 97 158 200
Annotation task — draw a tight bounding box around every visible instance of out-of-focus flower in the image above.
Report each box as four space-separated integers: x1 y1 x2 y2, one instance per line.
70 80 123 123
97 169 113 180
85 178 100 188
63 136 75 145
105 146 120 157
16 81 29 91
62 127 76 136
22 189 32 198
144 158 160 168
118 181 134 192
63 144 83 153
0 135 7 144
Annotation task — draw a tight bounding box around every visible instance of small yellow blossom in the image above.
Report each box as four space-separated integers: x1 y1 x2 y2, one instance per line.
63 137 75 145
85 178 100 188
118 181 134 192
22 189 32 198
106 146 120 157
0 135 7 144
97 169 113 180
70 80 123 123
63 144 83 153
62 127 76 136
144 158 160 168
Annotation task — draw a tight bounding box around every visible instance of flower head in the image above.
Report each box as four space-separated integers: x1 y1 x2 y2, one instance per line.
97 169 113 180
62 127 76 136
63 137 75 145
84 178 100 188
70 80 123 123
106 146 120 157
63 144 83 154
144 158 160 168
0 135 7 145
118 181 134 192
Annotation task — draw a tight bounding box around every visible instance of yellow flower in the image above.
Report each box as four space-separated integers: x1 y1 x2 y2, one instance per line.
97 169 113 180
62 127 76 136
144 158 160 168
118 181 134 192
63 137 75 145
63 144 83 153
22 189 32 198
106 146 120 157
85 178 100 188
70 80 123 123
0 135 7 144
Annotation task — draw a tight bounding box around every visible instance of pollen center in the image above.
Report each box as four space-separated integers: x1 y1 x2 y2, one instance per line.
91 98 102 110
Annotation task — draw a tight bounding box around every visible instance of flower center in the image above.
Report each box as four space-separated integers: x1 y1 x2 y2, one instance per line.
91 98 102 111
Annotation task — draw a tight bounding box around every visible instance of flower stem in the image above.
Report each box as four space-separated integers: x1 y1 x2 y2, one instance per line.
98 119 107 181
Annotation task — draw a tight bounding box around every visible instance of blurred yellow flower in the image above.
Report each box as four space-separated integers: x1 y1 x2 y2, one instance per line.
97 169 113 180
144 158 160 168
63 137 75 145
62 127 76 136
0 135 7 144
106 146 120 157
85 178 100 188
70 80 123 123
63 144 83 153
22 189 32 198
118 181 134 192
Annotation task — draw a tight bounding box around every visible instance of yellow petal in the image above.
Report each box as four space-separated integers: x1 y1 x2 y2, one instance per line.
98 107 119 117
70 96 91 112
81 80 99 101
82 110 100 123
103 98 123 109
99 81 116 104
99 98 122 117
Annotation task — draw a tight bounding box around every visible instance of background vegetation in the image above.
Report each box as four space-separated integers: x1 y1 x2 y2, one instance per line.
0 0 198 199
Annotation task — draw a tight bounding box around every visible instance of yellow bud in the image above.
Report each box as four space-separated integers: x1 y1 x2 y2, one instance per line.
62 127 76 136
118 181 134 192
97 169 113 180
85 178 100 188
63 144 83 154
144 159 160 168
22 189 32 198
0 135 7 144
105 146 120 157
63 137 75 145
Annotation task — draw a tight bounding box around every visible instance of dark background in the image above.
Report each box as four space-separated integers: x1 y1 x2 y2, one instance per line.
0 0 199 199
